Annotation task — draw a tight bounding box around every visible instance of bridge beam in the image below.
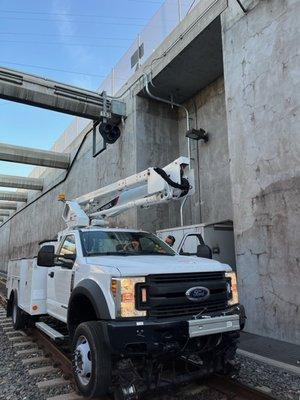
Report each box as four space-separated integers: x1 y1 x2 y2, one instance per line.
0 174 43 190
0 210 10 217
0 201 18 210
0 66 126 122
0 142 70 169
0 190 27 202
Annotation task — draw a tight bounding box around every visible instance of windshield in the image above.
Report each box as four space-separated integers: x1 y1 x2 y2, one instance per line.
80 230 176 257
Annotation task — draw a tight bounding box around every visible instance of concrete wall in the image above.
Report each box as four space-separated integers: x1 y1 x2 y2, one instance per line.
178 77 232 226
136 78 232 232
222 0 300 344
0 93 138 269
136 96 181 232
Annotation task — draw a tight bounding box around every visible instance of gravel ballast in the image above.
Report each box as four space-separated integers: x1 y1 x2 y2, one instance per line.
0 323 42 399
0 309 299 400
0 310 75 400
234 354 300 400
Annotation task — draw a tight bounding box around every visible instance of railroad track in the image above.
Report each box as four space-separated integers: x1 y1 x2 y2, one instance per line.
0 286 275 400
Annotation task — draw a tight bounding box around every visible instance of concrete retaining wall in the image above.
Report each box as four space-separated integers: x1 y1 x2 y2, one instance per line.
222 0 300 344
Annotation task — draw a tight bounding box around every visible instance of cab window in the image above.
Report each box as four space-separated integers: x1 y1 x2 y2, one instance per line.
180 234 204 256
59 235 76 257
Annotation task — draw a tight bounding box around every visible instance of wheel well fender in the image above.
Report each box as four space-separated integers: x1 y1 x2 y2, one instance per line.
67 279 111 336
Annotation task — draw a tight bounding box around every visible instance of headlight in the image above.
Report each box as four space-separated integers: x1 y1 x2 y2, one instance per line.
225 272 239 306
111 277 146 318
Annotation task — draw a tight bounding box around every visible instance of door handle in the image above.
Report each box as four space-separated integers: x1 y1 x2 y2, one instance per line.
48 271 55 278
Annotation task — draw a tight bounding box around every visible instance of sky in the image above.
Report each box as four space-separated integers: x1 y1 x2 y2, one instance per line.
0 0 165 179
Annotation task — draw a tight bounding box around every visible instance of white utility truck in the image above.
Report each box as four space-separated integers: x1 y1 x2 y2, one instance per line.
6 157 245 399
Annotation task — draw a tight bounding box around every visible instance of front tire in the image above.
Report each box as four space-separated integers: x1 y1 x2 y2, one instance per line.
12 295 27 330
72 321 112 398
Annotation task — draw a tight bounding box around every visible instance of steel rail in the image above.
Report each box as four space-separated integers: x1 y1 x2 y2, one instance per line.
207 375 275 400
27 327 73 379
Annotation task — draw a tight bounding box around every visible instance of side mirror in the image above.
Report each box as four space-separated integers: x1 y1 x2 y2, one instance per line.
57 253 76 268
197 244 212 259
61 253 76 261
37 245 55 267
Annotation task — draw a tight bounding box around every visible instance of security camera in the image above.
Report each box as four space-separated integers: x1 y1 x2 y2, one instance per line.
99 122 121 144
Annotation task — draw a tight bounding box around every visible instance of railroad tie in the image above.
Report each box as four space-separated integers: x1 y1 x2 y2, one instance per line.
46 393 85 400
6 330 26 336
1 321 13 326
16 347 40 355
22 356 50 365
3 326 14 331
9 336 29 342
37 377 69 389
13 340 35 347
28 365 57 376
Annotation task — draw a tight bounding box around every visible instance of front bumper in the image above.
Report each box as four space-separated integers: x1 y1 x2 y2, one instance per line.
101 304 245 355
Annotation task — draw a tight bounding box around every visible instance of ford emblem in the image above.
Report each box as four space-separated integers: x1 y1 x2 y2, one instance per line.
186 286 210 302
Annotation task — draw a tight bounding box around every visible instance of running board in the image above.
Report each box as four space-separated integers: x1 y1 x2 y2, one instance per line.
35 322 68 342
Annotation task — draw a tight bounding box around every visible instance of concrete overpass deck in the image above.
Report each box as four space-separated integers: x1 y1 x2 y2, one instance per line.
122 0 227 103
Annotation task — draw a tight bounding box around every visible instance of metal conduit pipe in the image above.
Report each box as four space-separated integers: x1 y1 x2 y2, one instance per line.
144 73 191 226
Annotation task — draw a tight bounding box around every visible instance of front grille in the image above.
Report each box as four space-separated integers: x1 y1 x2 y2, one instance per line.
149 272 225 284
140 272 227 319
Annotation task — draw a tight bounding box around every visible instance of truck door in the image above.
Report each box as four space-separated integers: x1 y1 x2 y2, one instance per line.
178 233 205 256
46 234 76 322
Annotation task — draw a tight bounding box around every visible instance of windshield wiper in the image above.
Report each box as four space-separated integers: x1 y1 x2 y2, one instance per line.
140 252 175 256
86 251 140 256
86 251 175 257
86 252 123 256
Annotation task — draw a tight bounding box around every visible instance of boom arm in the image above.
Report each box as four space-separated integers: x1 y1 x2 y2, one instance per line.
62 156 194 228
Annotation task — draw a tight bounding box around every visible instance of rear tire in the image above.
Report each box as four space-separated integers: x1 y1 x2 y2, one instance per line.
12 295 27 330
72 321 111 398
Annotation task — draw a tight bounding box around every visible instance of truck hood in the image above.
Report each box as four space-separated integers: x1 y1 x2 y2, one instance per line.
85 255 231 276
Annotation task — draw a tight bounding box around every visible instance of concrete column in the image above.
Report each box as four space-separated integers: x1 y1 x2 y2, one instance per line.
222 0 300 343
0 190 27 202
0 202 18 210
178 77 232 225
135 96 180 232
0 143 70 169
0 174 43 190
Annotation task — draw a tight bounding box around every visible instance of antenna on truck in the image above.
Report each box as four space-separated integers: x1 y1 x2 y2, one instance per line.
60 156 194 229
